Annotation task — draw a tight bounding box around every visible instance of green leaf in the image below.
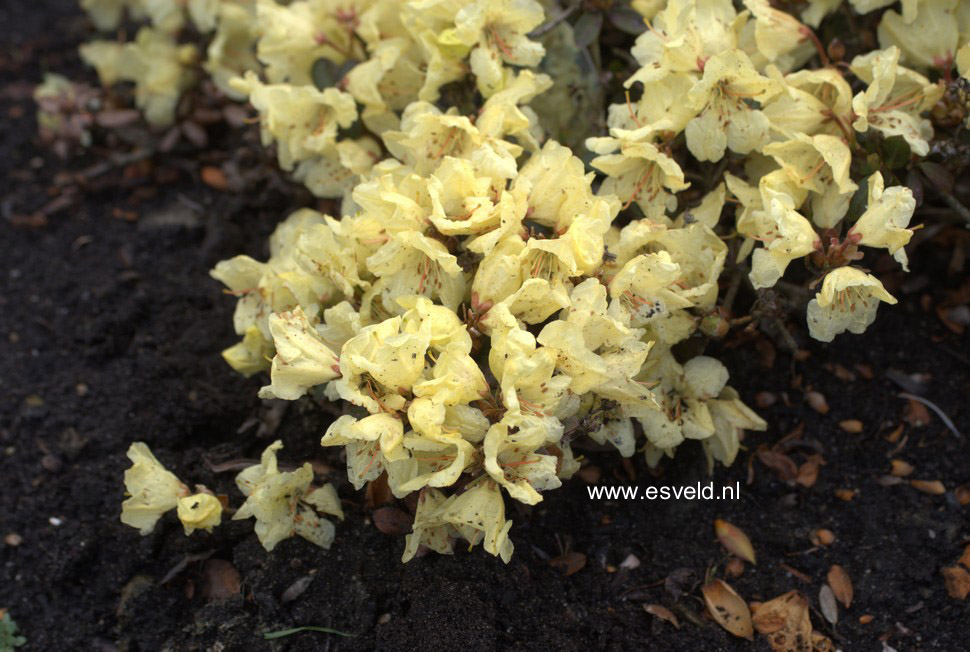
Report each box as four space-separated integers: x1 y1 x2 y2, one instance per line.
573 12 604 48
880 135 911 170
263 626 356 640
608 7 647 35
311 58 357 90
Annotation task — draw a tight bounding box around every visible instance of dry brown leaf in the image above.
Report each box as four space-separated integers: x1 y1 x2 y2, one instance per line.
942 566 970 600
549 551 586 576
884 423 904 443
371 507 413 535
715 519 756 564
200 559 241 601
702 579 753 640
201 165 229 191
806 392 829 414
838 419 863 433
752 591 816 652
757 448 799 484
796 455 823 488
365 473 393 509
910 479 946 495
725 557 745 578
827 565 853 608
643 604 680 629
904 399 931 427
890 459 915 477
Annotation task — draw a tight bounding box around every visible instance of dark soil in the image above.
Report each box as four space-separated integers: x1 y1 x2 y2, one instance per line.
2 3 969 651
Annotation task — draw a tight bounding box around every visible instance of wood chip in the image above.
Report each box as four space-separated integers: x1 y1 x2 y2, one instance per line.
643 604 680 629
827 565 853 608
549 551 586 576
839 419 864 433
958 545 970 569
715 519 756 565
702 579 753 640
910 479 946 495
890 459 915 477
942 566 970 600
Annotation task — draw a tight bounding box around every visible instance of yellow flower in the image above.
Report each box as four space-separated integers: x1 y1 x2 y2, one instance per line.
741 0 815 73
258 307 342 401
452 0 546 97
234 441 337 551
176 493 223 535
762 134 858 228
762 66 854 139
685 50 781 161
587 138 689 222
221 325 273 378
703 387 767 469
877 0 960 72
850 46 944 156
847 172 916 270
121 443 189 535
806 267 898 342
738 188 819 289
204 3 260 99
437 477 515 562
365 230 467 312
402 488 457 561
322 414 407 489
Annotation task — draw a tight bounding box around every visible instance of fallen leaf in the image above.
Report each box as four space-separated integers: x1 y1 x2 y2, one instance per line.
819 584 838 624
890 460 915 477
752 591 831 652
839 419 863 434
371 507 413 535
643 604 680 629
549 551 586 576
757 448 799 484
365 473 393 509
884 423 904 443
859 614 874 624
779 563 812 583
201 559 241 601
904 399 931 427
715 519 757 565
201 166 229 191
576 464 601 484
910 479 946 495
702 579 753 640
664 567 697 601
796 455 823 488
620 553 640 570
942 566 970 600
827 565 853 608
806 392 829 414
281 576 313 603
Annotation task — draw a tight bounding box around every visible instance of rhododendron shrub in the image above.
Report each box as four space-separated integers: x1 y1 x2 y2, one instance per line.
78 0 970 560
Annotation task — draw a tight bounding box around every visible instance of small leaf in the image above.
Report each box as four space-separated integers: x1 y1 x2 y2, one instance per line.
372 507 413 535
549 551 587 576
702 579 753 640
715 519 756 564
819 584 838 624
263 626 355 640
881 135 911 170
607 7 647 35
910 479 946 495
827 565 854 608
917 161 954 194
643 604 680 629
573 12 604 48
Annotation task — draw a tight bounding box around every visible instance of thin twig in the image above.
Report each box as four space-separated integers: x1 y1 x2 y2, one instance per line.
936 190 970 227
898 392 963 439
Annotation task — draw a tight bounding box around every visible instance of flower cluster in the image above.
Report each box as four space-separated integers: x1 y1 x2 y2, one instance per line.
602 0 967 341
102 0 970 560
206 64 766 560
